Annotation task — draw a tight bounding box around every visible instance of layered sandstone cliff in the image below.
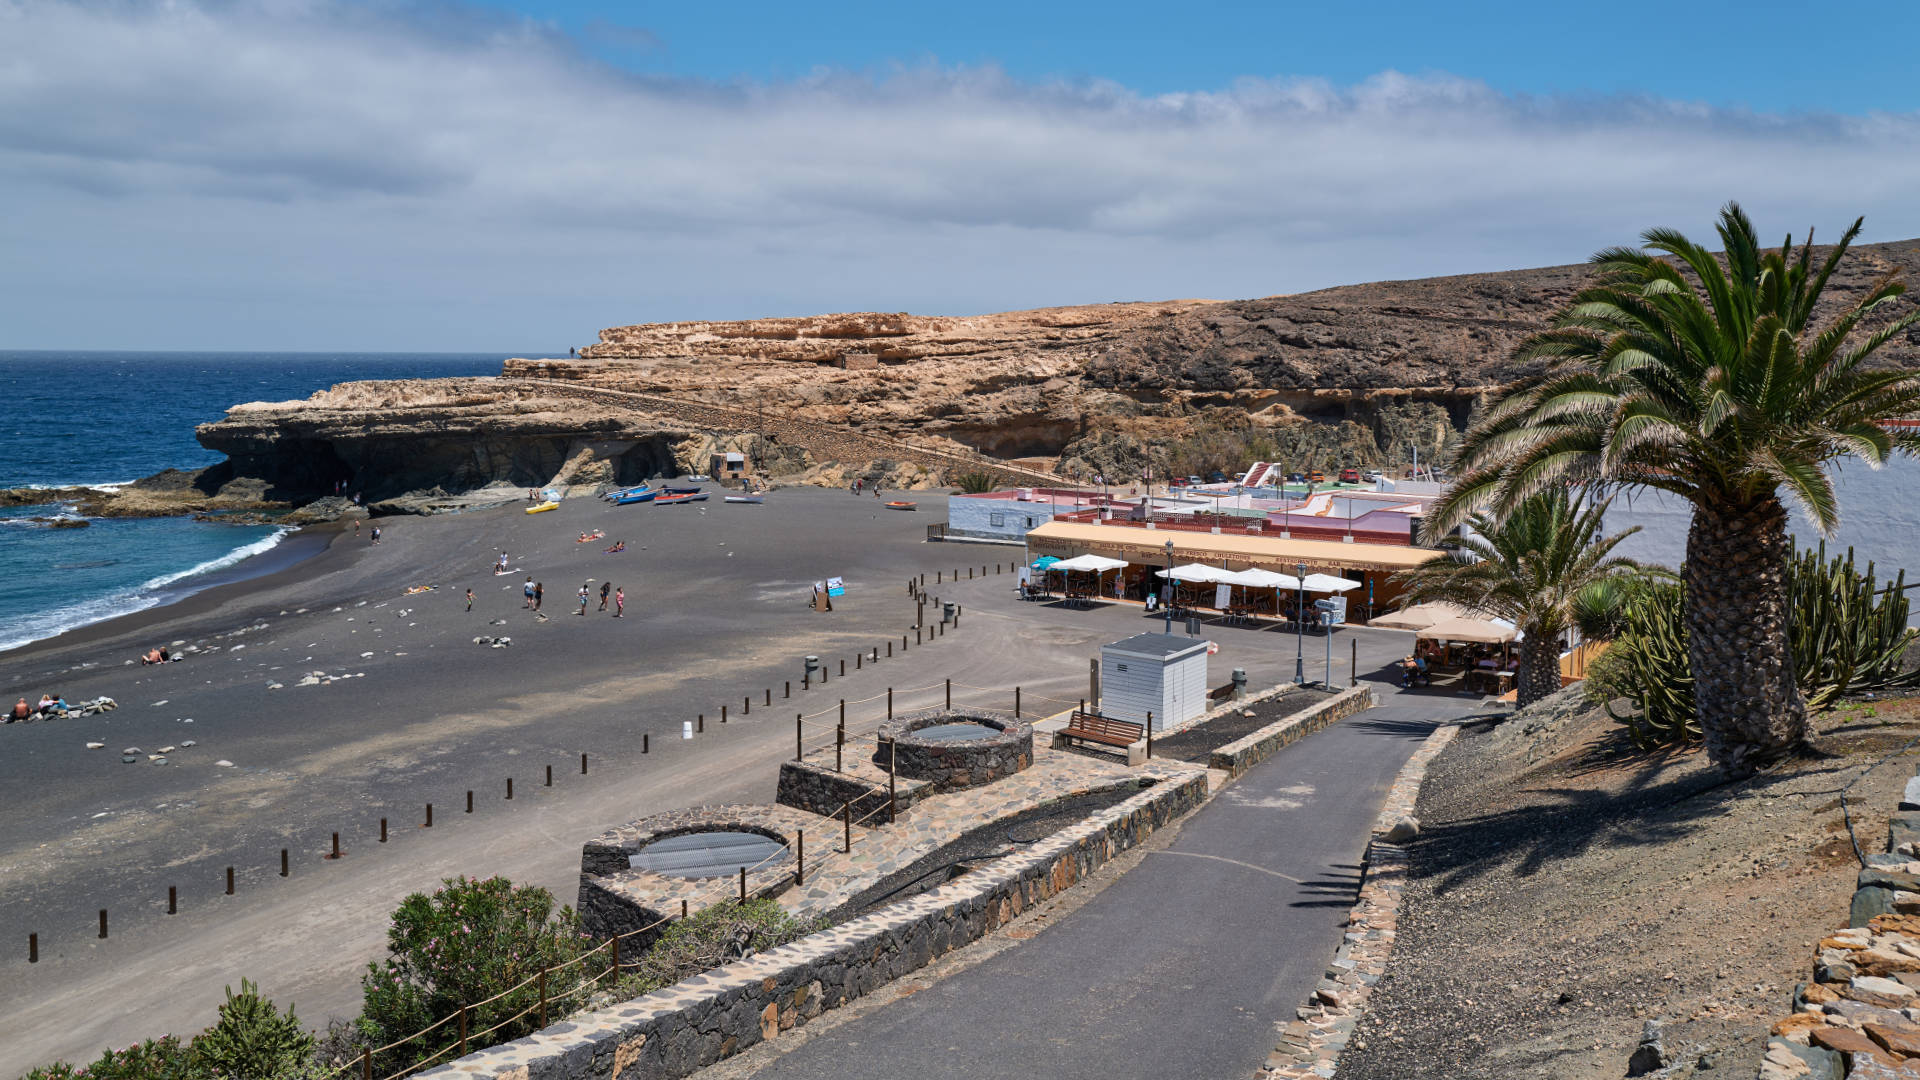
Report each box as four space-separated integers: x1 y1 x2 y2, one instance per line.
38 238 1916 516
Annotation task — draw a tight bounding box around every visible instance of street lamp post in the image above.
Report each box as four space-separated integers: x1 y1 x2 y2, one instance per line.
1294 561 1307 684
1163 539 1175 634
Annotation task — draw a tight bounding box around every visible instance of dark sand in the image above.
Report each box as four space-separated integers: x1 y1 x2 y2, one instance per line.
0 486 1417 1072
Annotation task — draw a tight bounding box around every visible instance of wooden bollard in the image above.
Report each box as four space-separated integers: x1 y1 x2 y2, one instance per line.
226 867 235 895
739 866 748 904
281 849 289 876
168 886 177 914
887 687 893 718
682 898 689 919
546 764 553 787
506 778 513 800
721 704 727 724
843 801 852 852
330 832 342 859
856 653 862 670
698 713 704 733
466 790 474 813
1146 712 1154 759
29 933 38 963
98 909 107 939
795 714 803 761
887 641 893 657
1015 686 1021 718
765 688 772 706
582 752 589 774
425 803 433 827
380 817 389 842
796 829 805 885
643 733 650 754
785 680 791 699
839 659 845 677
945 679 951 709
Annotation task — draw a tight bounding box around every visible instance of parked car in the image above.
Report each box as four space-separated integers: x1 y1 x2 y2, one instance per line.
1338 467 1361 484
1186 475 1203 485
1169 476 1188 487
1208 470 1227 484
1287 472 1306 483
1363 470 1383 482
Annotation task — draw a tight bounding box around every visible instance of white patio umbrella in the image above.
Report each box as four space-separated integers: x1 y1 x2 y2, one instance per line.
1154 563 1228 583
1053 554 1128 600
1300 572 1362 593
1216 567 1303 615
1370 600 1470 630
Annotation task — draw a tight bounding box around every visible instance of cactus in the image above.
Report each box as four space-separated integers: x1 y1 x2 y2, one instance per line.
1602 543 1919 746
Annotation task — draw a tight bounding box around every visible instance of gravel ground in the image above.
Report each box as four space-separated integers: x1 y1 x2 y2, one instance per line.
1336 687 1920 1080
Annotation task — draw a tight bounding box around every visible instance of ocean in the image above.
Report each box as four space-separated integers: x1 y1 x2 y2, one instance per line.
0 352 511 652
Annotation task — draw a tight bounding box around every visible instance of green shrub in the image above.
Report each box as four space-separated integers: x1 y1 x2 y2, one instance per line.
358 876 584 1073
951 471 996 494
17 1037 207 1080
1599 543 1920 747
190 979 314 1079
611 899 819 1000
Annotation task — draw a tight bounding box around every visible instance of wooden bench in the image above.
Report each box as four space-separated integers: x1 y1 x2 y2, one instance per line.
1054 710 1148 765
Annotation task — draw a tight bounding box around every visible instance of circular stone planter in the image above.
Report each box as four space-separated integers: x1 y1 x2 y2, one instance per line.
874 709 1032 792
628 828 791 878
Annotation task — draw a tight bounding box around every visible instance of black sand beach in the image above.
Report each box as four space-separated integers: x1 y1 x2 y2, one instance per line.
0 486 1413 1073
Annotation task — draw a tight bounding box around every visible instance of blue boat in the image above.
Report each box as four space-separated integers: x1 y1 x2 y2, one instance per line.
662 485 703 495
603 483 652 500
615 488 658 505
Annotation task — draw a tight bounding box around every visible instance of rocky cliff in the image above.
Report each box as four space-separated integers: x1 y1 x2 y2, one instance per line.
26 238 1919 517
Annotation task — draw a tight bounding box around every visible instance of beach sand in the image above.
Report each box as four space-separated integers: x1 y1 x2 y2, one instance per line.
0 486 1005 1069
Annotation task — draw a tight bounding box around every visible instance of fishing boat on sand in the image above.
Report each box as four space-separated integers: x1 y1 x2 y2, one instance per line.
723 495 763 504
614 488 658 505
602 484 651 500
526 501 559 514
655 492 709 505
885 500 917 511
662 485 703 495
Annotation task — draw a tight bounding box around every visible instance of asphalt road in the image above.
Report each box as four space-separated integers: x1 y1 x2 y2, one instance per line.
740 692 1483 1080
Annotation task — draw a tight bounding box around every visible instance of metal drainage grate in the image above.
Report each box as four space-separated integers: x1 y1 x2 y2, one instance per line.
912 722 998 742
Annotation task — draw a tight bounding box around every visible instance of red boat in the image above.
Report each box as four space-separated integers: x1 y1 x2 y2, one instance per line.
885 500 917 511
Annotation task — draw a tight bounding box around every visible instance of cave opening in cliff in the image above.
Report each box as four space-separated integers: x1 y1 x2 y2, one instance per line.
612 437 681 485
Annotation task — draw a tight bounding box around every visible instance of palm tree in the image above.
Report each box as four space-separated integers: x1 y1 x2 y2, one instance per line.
1395 489 1645 707
1431 204 1920 774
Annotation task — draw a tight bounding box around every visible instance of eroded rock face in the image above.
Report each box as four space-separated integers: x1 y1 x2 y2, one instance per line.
162 238 1920 511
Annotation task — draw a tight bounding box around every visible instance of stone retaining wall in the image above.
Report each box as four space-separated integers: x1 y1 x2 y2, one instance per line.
773 759 923 821
876 710 1032 792
422 772 1211 1080
1755 767 1920 1079
1258 723 1457 1078
1207 685 1377 777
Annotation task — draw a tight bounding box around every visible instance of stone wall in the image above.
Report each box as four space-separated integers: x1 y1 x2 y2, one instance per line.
773 759 919 821
876 710 1032 793
422 772 1210 1080
1755 768 1920 1079
1207 685 1376 777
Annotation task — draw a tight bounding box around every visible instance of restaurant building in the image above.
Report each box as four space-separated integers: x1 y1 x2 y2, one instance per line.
1022 517 1444 624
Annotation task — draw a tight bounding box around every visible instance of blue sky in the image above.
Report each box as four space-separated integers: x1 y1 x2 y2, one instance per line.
490 0 1917 113
3 0 1919 351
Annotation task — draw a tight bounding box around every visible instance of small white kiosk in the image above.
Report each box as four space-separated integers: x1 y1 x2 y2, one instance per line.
1099 632 1210 732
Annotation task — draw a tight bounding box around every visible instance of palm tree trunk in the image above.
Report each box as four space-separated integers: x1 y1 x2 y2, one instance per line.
1685 497 1806 775
1517 633 1562 708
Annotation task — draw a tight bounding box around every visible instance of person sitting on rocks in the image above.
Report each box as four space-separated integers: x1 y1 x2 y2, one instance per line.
37 693 56 714
9 698 29 721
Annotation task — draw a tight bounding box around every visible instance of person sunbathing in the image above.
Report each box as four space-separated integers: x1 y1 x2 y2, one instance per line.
10 698 29 721
142 647 164 665
604 540 626 553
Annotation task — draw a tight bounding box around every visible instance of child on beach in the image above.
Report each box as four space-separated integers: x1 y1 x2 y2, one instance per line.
523 577 535 608
577 583 590 615
533 583 543 610
614 587 624 617
466 588 474 612
598 582 611 611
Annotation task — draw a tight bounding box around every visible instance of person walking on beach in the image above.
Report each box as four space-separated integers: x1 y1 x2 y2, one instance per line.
370 525 381 545
598 581 611 611
466 588 474 613
613 586 624 617
523 577 535 608
533 582 544 611
354 520 360 538
576 583 590 615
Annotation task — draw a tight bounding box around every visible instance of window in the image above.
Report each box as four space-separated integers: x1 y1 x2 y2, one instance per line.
989 512 1005 527
1025 516 1035 528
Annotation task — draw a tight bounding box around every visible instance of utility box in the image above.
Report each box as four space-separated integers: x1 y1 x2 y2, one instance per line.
1099 633 1210 731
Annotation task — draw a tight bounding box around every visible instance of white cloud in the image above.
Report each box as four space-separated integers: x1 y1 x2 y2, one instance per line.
4 0 1920 349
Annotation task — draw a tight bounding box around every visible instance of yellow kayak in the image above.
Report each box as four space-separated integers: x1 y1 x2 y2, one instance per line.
525 501 559 514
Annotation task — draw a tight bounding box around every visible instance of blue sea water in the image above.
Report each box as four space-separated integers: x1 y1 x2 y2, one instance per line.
0 352 512 651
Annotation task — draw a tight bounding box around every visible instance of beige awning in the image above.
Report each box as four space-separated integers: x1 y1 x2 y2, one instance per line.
1414 616 1518 644
1026 520 1444 574
1371 601 1472 630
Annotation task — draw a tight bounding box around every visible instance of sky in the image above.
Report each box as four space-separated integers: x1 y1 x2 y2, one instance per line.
5 0 1920 351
